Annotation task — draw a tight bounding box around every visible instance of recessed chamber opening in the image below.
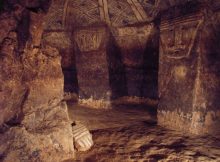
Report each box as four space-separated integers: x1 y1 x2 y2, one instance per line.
54 23 160 134
59 24 159 104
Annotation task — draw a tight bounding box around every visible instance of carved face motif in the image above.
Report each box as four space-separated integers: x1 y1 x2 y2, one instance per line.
160 18 202 59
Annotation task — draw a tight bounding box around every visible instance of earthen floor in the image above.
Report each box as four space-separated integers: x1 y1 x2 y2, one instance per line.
68 103 220 162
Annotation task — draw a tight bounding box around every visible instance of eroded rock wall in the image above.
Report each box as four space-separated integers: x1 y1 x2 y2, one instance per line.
0 4 26 127
0 1 74 161
158 1 220 135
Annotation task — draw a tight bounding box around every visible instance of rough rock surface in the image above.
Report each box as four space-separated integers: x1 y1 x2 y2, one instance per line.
0 11 26 126
42 30 78 99
0 1 74 161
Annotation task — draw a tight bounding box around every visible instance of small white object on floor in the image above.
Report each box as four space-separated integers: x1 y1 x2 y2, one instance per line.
72 122 93 152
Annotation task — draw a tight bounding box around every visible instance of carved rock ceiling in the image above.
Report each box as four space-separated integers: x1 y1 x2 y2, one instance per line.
46 0 216 29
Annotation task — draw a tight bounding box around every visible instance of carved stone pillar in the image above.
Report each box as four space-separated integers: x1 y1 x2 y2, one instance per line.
158 2 220 135
73 26 112 108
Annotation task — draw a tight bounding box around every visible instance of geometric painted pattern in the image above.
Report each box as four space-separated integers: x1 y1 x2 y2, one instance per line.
45 0 202 29
65 0 100 28
137 0 158 21
107 0 138 26
44 1 66 30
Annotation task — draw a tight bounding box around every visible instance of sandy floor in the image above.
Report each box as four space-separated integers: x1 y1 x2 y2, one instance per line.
67 103 220 162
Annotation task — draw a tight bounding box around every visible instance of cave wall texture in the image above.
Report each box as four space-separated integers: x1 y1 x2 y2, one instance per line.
0 0 219 161
0 1 74 162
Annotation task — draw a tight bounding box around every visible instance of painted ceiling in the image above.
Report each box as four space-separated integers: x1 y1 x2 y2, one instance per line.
45 0 219 30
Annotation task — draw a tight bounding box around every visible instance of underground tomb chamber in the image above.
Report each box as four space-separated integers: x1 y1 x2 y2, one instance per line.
70 24 159 108
41 0 160 109
42 0 220 135
0 0 220 162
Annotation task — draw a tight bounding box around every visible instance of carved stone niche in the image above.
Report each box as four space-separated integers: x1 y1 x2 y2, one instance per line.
158 2 220 135
73 26 112 109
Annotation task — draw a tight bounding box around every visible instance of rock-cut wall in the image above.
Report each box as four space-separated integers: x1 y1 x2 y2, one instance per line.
0 1 74 161
158 1 220 135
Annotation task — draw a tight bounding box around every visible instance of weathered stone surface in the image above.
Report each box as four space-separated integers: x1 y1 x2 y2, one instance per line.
1 110 73 161
0 2 74 161
158 2 220 135
0 5 26 127
42 31 73 68
42 14 79 97
42 31 79 98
